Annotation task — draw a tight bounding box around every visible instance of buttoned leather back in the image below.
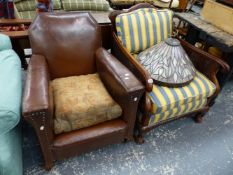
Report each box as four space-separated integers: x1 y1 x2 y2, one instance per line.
29 12 102 79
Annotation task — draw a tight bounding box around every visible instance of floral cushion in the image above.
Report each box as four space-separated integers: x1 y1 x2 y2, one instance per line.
52 73 122 134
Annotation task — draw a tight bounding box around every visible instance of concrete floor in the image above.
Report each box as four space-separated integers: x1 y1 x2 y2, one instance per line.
22 78 233 175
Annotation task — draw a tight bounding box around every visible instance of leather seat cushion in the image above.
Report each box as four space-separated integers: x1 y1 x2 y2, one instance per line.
51 73 122 134
148 71 216 114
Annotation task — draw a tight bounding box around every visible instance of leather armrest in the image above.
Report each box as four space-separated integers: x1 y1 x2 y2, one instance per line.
23 54 53 118
96 48 144 140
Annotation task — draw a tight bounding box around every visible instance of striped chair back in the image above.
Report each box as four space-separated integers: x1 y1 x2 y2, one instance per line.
116 8 173 54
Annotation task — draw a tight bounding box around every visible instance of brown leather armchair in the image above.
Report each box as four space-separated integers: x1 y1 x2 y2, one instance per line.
23 12 144 170
109 4 230 143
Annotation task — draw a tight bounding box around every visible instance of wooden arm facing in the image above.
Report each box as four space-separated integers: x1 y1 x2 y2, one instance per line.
112 33 153 92
180 38 230 95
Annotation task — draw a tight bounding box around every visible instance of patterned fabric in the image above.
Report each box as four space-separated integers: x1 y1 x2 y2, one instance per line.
52 73 122 134
137 38 196 86
17 10 62 19
116 8 173 54
148 98 207 126
153 0 179 8
62 0 110 11
110 0 153 5
15 0 61 11
148 71 216 114
110 0 134 5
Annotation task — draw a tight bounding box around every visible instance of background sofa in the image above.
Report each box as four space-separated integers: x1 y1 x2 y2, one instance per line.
0 34 22 175
14 0 111 19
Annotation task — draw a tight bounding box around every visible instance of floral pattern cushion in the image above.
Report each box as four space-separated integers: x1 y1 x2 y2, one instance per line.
52 73 122 134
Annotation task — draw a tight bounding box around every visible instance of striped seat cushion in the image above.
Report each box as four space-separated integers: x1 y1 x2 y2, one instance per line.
62 0 110 11
148 71 216 114
148 98 207 126
15 0 61 11
116 8 173 54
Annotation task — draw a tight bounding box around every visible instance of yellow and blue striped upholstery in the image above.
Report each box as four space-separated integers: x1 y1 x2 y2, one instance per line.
116 8 173 54
148 98 207 126
148 71 216 114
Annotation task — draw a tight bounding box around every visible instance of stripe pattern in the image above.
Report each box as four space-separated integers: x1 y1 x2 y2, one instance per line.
148 98 207 126
116 8 173 54
148 71 216 114
62 0 110 11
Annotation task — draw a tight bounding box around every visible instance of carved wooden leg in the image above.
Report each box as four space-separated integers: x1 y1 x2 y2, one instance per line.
194 113 204 123
135 134 145 144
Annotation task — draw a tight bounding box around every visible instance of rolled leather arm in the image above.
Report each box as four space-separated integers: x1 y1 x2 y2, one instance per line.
96 48 145 139
23 54 53 119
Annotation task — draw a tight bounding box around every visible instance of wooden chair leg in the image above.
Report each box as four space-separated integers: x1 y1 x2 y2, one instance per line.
134 134 145 144
194 113 204 123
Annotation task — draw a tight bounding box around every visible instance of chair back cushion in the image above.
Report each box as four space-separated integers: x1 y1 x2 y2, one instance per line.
29 12 102 79
52 73 122 134
116 8 173 54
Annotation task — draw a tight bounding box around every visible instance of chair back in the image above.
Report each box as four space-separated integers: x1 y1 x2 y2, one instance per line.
29 12 102 79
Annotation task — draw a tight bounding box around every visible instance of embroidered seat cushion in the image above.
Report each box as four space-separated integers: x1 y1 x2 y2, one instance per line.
148 98 207 126
116 8 173 54
148 71 216 114
52 73 122 134
15 0 61 11
62 0 110 11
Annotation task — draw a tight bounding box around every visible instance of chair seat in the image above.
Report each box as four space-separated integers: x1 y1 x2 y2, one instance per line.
148 98 207 126
148 71 216 114
51 73 122 134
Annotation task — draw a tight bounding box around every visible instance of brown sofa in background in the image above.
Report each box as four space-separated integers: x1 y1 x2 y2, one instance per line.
22 12 144 170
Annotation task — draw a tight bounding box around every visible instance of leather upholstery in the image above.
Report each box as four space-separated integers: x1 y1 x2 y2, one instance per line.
23 12 144 169
29 12 102 79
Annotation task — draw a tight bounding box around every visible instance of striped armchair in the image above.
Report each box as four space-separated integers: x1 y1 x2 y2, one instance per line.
109 3 230 143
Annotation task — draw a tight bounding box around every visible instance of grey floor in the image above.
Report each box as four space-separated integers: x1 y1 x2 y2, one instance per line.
23 78 233 175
